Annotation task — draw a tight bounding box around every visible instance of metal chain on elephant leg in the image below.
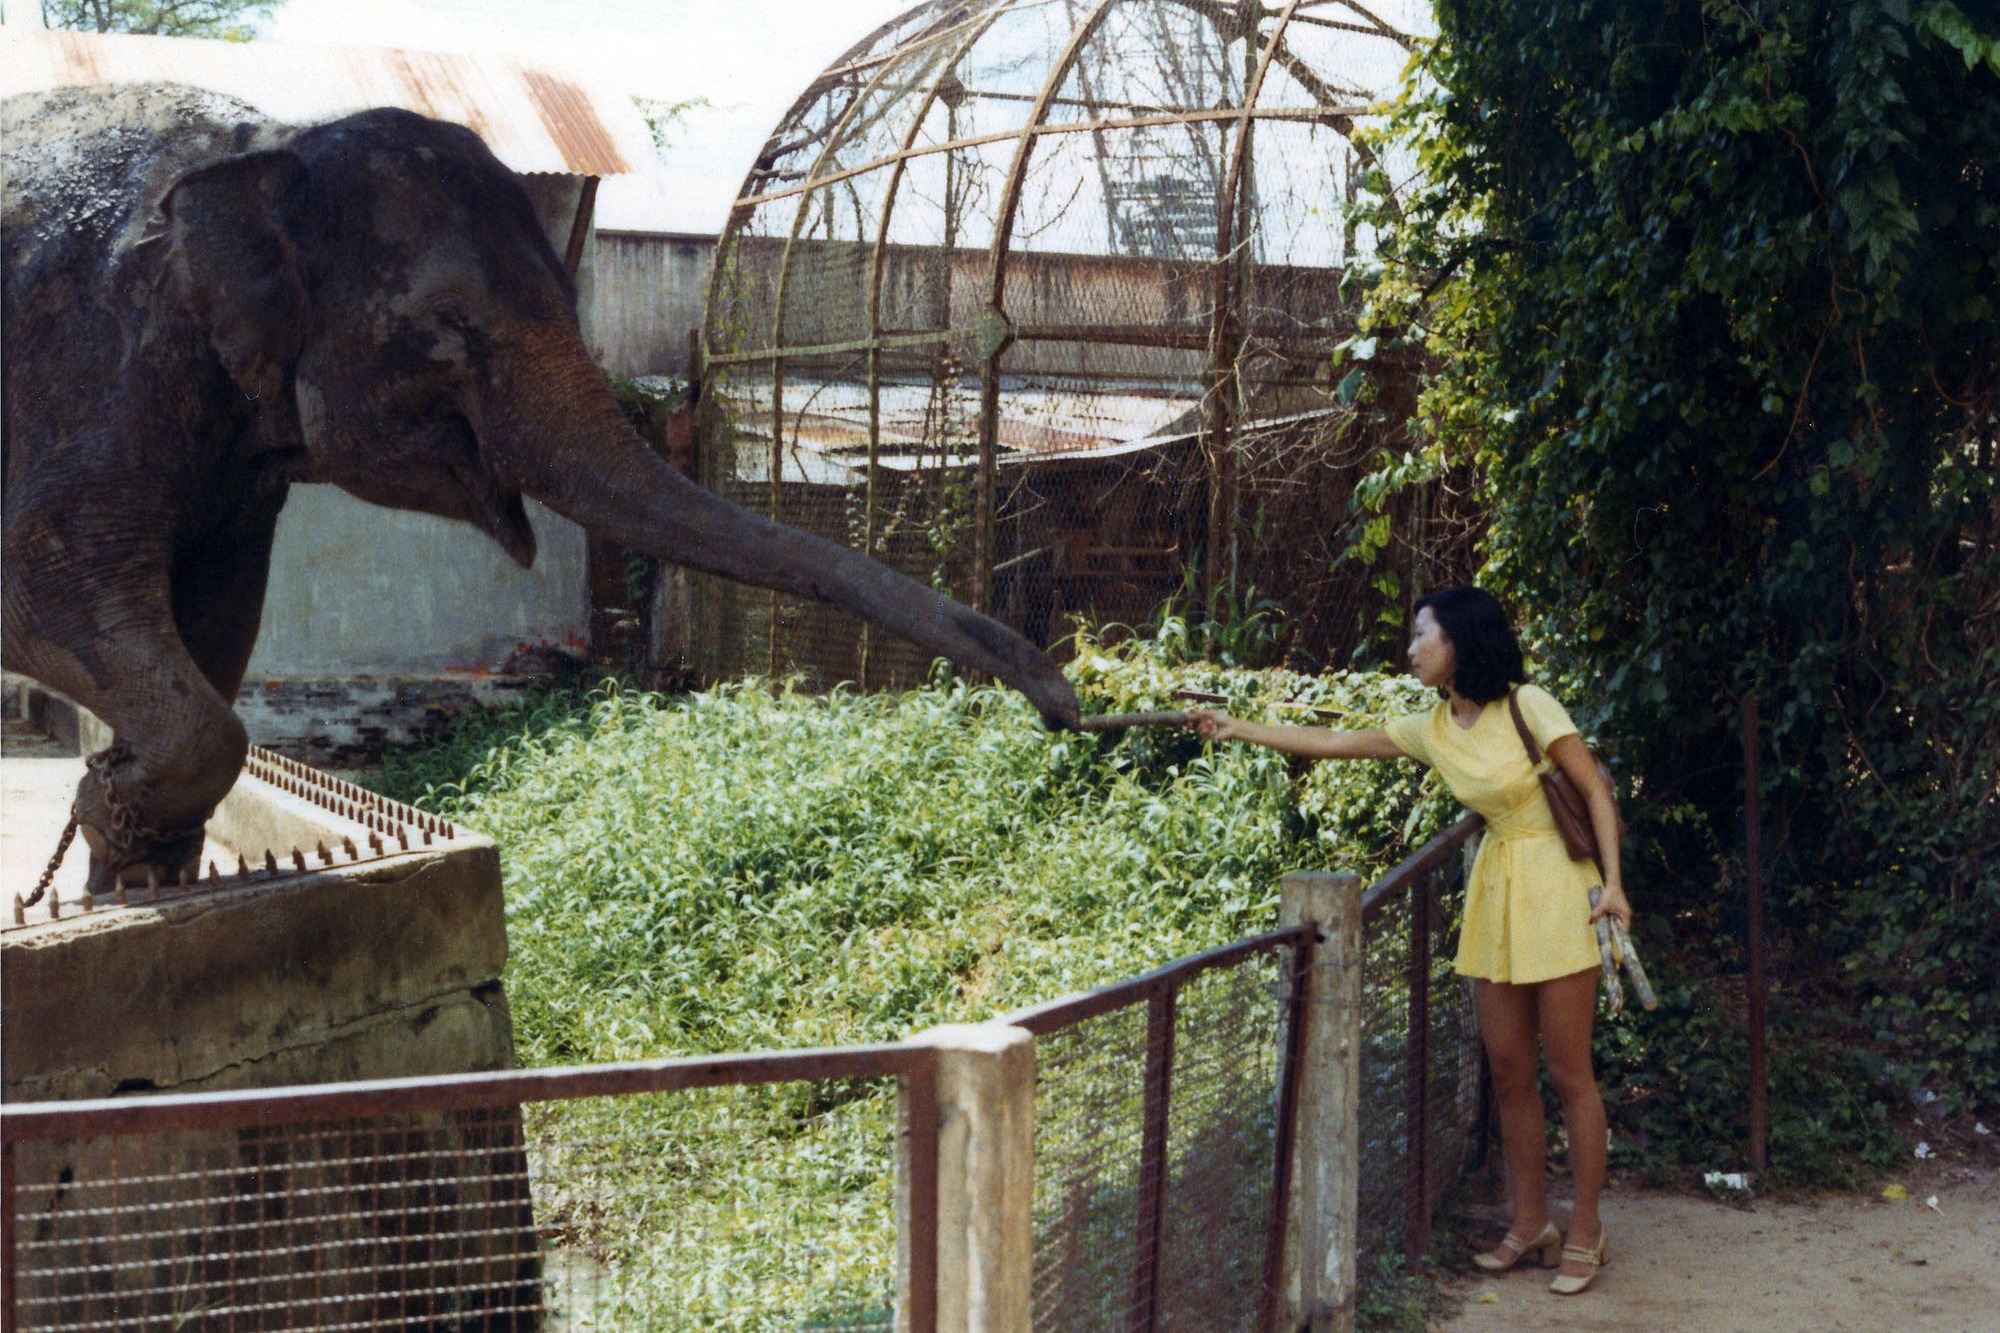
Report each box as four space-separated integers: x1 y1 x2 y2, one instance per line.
23 743 202 909
91 741 207 870
18 742 127 909
22 816 79 910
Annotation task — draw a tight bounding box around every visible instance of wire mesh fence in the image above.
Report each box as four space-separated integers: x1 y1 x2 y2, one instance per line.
696 1 1477 690
1001 927 1310 1333
2 1051 937 1333
1357 817 1484 1289
8 1109 540 1332
1020 1000 1148 1325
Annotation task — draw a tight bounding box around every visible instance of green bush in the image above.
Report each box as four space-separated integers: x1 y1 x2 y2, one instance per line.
1350 0 2000 1117
377 641 1452 1068
1591 980 1898 1188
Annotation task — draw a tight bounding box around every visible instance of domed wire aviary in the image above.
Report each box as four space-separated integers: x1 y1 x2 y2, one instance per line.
698 0 1436 688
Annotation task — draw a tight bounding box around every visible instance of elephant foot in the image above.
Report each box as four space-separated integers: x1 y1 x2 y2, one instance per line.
71 743 210 898
79 823 206 897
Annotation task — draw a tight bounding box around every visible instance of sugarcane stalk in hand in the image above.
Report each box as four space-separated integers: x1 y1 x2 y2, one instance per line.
1593 910 1626 1014
1590 885 1658 1011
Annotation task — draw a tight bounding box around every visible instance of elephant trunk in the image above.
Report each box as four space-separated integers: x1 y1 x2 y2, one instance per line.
480 328 1079 730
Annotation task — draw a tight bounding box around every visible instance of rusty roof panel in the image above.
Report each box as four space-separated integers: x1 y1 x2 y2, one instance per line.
0 27 650 177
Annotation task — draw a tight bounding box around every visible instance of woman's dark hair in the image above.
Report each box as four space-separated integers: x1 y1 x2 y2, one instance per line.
1413 585 1526 703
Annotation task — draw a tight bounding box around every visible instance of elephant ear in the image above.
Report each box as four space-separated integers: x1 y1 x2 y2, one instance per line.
159 150 308 402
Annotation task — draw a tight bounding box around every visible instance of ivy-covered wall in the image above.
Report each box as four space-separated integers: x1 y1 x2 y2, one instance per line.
1359 0 1998 1111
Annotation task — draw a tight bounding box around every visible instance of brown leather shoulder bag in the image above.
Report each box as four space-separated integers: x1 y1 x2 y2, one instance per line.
1507 687 1627 862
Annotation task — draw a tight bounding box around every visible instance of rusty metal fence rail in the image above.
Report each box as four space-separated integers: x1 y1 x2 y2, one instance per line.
1 1047 939 1333
1357 813 1486 1283
998 925 1313 1333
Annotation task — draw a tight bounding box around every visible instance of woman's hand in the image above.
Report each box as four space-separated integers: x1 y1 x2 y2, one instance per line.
1185 708 1244 742
1590 881 1633 933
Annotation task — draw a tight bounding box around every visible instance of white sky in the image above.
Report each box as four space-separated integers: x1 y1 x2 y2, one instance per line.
5 1 1436 232
257 0 915 232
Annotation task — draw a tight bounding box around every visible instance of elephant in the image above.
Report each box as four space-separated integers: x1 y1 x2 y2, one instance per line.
2 84 1079 893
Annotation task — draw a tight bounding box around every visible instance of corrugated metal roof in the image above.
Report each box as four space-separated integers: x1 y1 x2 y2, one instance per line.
720 381 1209 482
0 27 655 177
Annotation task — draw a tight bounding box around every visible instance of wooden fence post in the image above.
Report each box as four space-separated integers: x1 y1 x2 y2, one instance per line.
901 1024 1035 1333
1275 871 1365 1333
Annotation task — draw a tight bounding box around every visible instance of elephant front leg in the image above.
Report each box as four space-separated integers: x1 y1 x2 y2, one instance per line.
5 548 251 894
65 509 293 890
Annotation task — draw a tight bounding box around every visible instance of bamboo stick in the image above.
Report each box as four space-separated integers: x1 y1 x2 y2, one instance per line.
1076 710 1201 732
1174 688 1349 718
1611 918 1659 1011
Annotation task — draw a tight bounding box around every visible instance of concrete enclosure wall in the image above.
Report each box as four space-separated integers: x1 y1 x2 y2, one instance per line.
2 740 529 1325
245 492 588 677
2 748 516 1101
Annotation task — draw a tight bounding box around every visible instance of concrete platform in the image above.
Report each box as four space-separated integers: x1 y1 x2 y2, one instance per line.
3 686 514 1099
1 682 532 1327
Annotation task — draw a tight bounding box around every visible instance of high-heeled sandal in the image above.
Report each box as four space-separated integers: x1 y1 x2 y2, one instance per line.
1548 1230 1608 1295
1472 1220 1561 1272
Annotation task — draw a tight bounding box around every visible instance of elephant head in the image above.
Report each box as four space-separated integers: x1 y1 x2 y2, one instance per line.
157 108 1079 727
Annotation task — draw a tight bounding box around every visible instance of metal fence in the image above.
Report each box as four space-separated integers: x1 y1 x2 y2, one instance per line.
1 1048 939 1333
999 927 1312 1333
1356 814 1486 1283
2 821 1488 1330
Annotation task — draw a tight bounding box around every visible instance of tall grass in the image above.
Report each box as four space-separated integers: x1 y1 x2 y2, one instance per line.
378 641 1451 1067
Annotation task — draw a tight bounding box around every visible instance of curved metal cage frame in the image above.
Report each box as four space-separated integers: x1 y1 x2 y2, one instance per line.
700 1 1433 688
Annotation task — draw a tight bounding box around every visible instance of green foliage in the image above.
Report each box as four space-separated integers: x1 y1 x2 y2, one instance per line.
376 650 1449 1067
1591 980 1898 1187
630 95 710 159
38 0 272 40
1142 567 1291 669
1357 0 2000 1114
1354 1251 1430 1332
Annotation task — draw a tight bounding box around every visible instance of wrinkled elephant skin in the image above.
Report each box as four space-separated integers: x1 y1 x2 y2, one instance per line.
1 85 1079 890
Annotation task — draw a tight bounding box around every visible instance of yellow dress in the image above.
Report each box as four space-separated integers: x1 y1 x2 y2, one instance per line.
1384 685 1602 985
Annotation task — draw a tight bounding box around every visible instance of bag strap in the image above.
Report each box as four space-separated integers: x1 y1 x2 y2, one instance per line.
1506 687 1547 769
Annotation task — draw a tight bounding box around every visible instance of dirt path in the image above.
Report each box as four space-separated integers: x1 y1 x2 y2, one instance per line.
1432 1165 1999 1332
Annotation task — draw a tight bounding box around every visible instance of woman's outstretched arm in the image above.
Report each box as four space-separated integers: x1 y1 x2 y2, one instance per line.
1188 709 1405 761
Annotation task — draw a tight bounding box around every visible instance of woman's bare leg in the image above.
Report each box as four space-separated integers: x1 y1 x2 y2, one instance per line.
1537 966 1608 1275
1477 979 1549 1253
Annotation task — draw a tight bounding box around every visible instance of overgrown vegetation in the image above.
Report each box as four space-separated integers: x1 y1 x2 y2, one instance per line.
1348 0 2000 1119
378 640 1453 1067
372 640 1456 1324
371 615 1921 1321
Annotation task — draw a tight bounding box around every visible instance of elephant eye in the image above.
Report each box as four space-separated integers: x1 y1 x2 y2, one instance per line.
419 307 479 362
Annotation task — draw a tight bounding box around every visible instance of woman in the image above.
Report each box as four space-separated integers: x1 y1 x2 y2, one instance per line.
1188 585 1631 1296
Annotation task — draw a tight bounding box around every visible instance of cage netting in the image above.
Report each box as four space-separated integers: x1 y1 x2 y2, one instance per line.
698 0 1462 688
